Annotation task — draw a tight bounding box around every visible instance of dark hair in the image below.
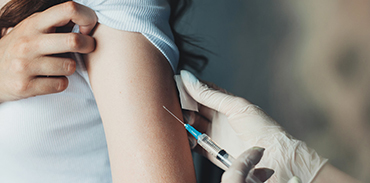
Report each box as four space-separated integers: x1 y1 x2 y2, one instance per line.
169 0 208 73
0 0 67 37
0 0 207 72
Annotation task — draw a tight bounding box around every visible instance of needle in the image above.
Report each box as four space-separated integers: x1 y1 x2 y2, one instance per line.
163 105 235 168
162 106 185 125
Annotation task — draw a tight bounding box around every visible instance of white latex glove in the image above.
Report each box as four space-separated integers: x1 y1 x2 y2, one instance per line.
222 147 302 183
180 70 327 183
222 147 274 183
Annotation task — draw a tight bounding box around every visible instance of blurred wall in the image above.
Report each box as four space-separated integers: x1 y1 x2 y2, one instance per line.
176 0 370 182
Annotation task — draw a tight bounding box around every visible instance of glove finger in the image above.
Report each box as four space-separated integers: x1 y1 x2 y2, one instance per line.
245 170 263 183
287 176 302 183
181 102 215 128
182 110 210 131
198 104 216 123
250 168 274 182
180 70 252 117
200 79 232 96
221 147 265 183
187 135 197 149
182 110 196 125
182 111 208 152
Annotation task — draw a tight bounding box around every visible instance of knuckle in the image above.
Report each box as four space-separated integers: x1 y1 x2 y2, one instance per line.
67 33 83 50
28 12 41 21
221 170 238 183
198 83 214 101
14 37 32 55
63 1 79 15
25 12 42 28
10 58 29 74
240 104 262 115
234 97 251 107
13 80 30 95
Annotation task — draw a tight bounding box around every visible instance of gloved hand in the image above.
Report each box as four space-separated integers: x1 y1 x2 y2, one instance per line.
222 147 302 183
222 147 274 183
0 2 97 102
180 70 327 183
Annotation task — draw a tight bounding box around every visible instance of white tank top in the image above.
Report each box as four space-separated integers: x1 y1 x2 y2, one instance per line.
0 0 178 182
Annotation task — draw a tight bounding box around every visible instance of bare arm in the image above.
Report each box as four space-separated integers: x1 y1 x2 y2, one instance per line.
83 24 196 182
313 164 362 183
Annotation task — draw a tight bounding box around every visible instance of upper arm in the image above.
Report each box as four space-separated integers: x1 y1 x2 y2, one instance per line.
83 23 196 182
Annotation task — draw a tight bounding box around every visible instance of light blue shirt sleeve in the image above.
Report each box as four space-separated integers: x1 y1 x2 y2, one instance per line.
73 0 179 72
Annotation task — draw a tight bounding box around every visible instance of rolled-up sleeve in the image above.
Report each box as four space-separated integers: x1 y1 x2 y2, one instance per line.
73 0 179 71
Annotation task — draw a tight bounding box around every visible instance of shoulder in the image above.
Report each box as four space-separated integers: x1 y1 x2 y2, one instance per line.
72 0 170 11
72 0 171 33
73 0 179 72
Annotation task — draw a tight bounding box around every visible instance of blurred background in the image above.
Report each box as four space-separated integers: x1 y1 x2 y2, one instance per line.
174 0 370 182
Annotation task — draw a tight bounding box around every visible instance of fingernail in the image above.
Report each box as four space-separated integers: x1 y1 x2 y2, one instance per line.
264 169 275 180
64 61 70 71
180 70 198 84
252 147 265 154
65 61 75 72
68 63 73 72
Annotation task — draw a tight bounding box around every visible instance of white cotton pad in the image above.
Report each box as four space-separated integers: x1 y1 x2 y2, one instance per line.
174 75 199 112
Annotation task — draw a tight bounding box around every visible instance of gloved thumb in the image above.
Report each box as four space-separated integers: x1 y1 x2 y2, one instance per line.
221 147 274 183
180 70 252 117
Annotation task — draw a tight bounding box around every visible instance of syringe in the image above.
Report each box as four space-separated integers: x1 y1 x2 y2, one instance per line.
163 106 235 168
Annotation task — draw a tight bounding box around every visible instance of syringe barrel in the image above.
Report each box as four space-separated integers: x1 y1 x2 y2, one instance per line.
197 134 221 156
197 134 235 168
216 150 235 168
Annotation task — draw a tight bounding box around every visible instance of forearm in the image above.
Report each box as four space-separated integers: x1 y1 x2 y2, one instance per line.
312 163 361 183
84 24 196 182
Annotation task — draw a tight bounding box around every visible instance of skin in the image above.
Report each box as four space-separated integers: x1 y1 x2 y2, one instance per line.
83 23 196 182
1 1 196 182
81 11 196 182
313 164 361 183
0 2 97 102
